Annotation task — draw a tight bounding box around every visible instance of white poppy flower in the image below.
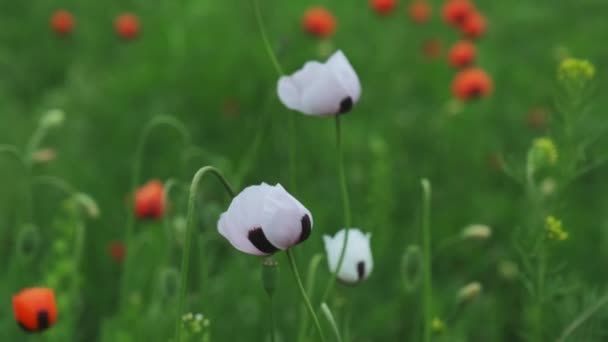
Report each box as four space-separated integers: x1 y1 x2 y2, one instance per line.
277 50 361 116
323 228 373 284
218 183 313 255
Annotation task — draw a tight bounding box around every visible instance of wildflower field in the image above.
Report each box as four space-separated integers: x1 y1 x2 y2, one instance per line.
1 0 608 341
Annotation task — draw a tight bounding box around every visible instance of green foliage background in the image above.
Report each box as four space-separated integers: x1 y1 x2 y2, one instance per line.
1 0 608 341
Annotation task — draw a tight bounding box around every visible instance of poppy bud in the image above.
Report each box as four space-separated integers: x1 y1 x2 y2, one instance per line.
302 7 336 38
115 13 140 40
528 137 558 171
262 257 279 297
13 288 57 332
39 109 65 130
73 193 100 219
457 281 482 303
50 10 74 36
461 224 491 240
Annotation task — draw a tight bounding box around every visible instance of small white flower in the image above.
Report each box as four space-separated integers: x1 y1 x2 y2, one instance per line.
323 228 373 284
218 183 313 255
277 50 361 116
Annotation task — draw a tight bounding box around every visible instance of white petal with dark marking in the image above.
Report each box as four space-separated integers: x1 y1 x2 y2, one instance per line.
323 228 373 284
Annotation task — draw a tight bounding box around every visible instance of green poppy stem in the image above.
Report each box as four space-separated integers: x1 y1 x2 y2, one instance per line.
174 166 236 342
420 179 433 342
0 145 33 222
286 249 326 342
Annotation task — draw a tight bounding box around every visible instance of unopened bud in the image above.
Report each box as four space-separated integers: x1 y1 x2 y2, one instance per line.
461 224 492 240
457 282 482 303
32 148 57 164
39 109 65 129
73 193 100 219
262 257 279 297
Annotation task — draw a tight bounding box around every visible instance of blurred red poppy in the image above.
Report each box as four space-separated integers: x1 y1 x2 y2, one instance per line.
13 288 57 332
448 40 476 68
108 240 126 263
442 0 474 26
408 1 432 24
452 68 493 101
371 0 397 15
135 180 164 219
115 13 140 40
302 7 336 38
50 10 74 36
422 39 443 60
461 11 486 39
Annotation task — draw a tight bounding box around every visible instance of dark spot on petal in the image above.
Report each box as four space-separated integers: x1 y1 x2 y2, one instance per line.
297 215 312 244
338 97 353 114
357 261 366 281
469 86 481 99
37 311 49 331
248 227 279 254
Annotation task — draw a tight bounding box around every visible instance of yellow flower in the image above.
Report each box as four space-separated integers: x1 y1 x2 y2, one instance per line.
432 317 445 333
546 216 568 241
558 58 595 84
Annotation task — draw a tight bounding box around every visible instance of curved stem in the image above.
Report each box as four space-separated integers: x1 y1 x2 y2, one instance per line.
319 116 353 304
270 295 276 342
421 179 433 342
287 249 326 342
321 303 343 342
252 0 284 76
556 292 608 342
32 175 77 196
121 115 191 309
162 178 185 264
0 145 33 222
174 166 236 342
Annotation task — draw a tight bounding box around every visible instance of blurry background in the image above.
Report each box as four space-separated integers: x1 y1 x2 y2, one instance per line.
1 0 608 341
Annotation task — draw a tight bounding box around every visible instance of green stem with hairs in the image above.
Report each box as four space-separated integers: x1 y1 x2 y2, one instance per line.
174 166 236 342
421 179 432 342
319 116 353 304
121 115 191 310
251 0 297 192
287 249 326 342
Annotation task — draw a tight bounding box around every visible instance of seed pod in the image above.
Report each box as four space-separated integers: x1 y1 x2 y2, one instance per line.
262 257 279 297
401 245 422 293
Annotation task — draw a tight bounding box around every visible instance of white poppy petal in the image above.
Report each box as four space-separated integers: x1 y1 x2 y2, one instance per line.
262 184 313 249
300 71 350 115
326 50 362 103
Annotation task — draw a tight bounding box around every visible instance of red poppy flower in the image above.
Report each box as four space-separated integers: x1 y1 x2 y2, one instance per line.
408 1 432 24
371 0 397 15
50 10 74 36
135 180 164 219
115 13 140 40
442 0 474 26
452 68 493 101
448 40 476 68
302 7 336 38
13 288 57 332
461 11 486 39
108 240 126 263
422 39 442 60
